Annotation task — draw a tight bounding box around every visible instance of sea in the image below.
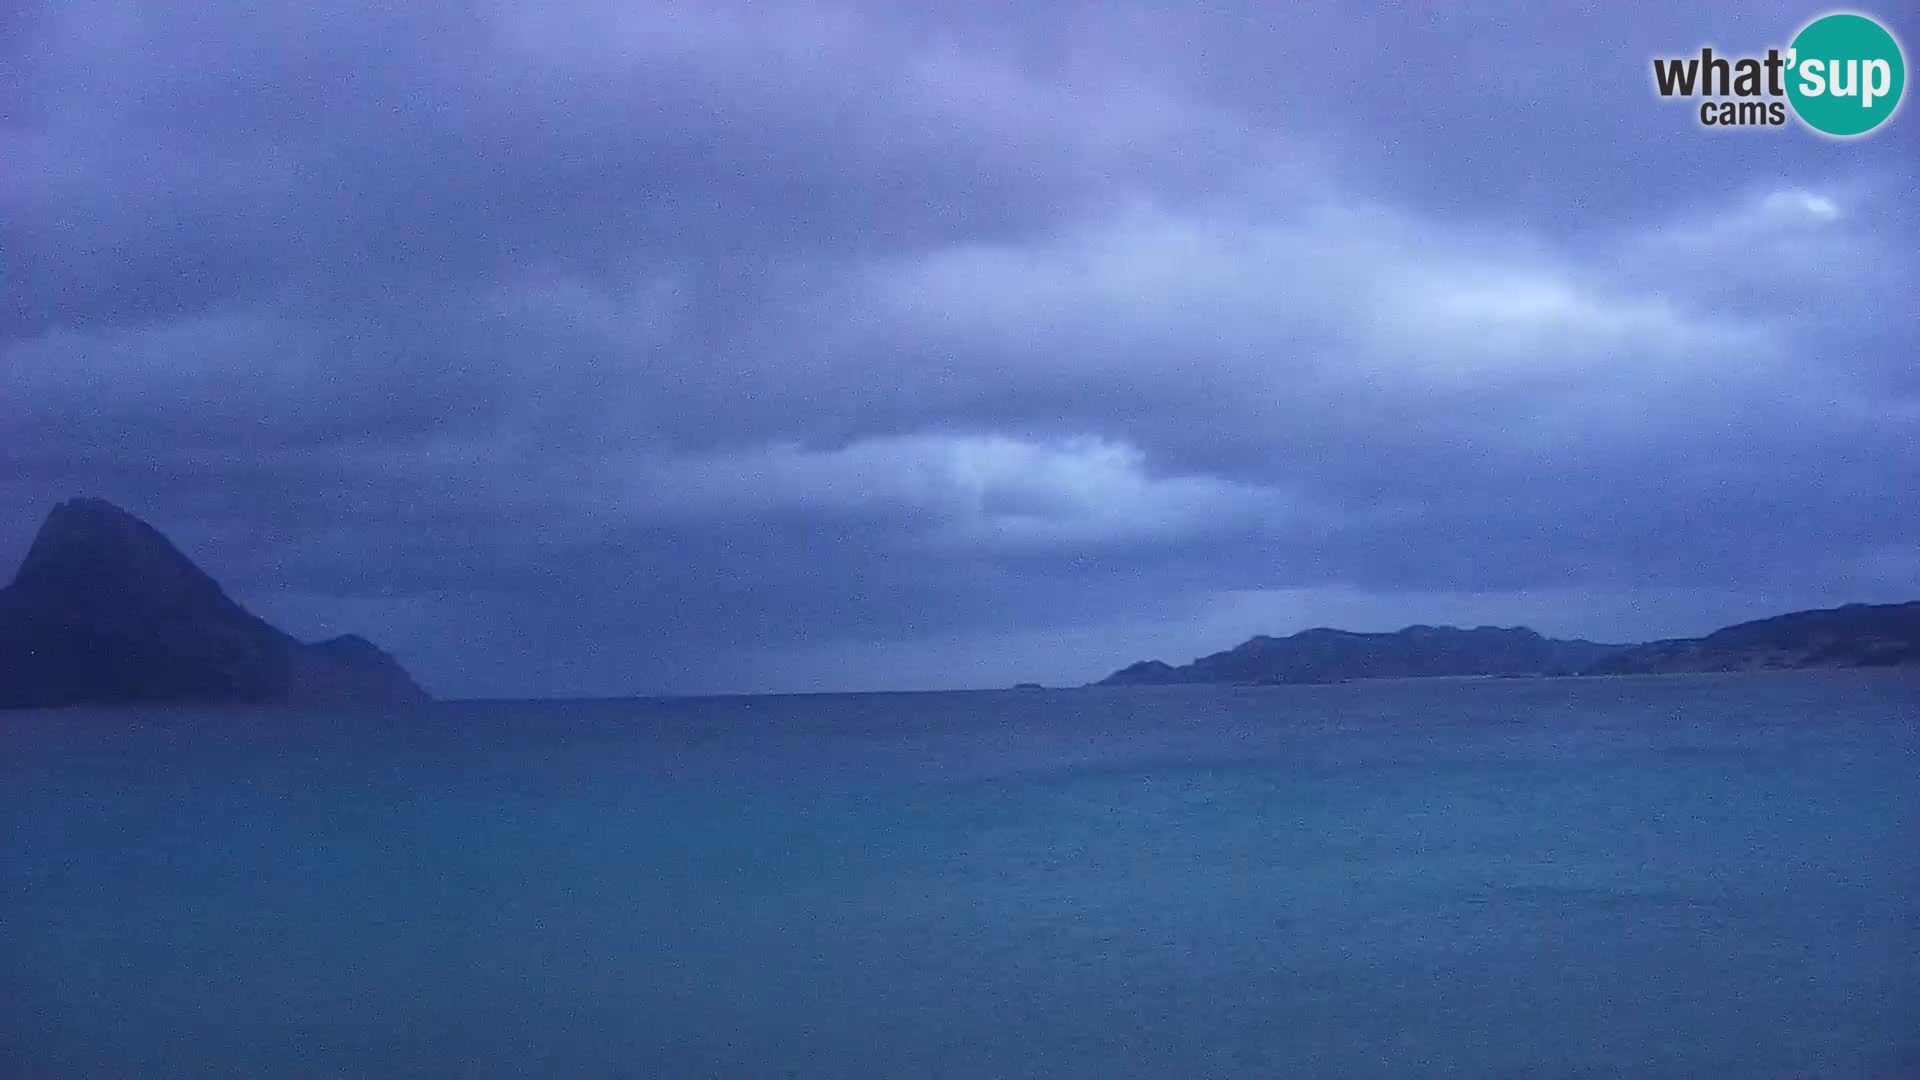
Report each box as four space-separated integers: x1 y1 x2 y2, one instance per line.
3 672 1917 1079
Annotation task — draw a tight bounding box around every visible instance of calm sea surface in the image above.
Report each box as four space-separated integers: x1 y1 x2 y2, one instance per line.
4 672 1917 1078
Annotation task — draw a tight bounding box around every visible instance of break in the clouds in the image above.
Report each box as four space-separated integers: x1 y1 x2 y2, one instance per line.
3 1 1917 696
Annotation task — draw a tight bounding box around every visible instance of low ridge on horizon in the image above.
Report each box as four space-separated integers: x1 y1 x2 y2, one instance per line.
1098 603 1920 686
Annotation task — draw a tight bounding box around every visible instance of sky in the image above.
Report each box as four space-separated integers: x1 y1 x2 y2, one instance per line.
3 2 1917 697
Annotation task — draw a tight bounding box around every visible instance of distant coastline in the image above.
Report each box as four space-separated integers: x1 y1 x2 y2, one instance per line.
1094 602 1920 688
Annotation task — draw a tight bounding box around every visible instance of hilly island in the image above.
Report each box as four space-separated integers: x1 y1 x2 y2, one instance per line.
0 498 427 709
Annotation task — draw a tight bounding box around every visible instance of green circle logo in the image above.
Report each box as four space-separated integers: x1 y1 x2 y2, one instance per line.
1786 13 1906 136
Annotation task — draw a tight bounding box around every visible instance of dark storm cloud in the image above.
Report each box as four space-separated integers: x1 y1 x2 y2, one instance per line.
3 0 1916 694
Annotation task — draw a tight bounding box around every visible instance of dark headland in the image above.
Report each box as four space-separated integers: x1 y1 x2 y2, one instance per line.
0 498 428 709
1098 604 1920 686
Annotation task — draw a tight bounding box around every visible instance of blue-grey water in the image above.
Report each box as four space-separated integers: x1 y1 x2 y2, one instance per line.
4 673 1917 1078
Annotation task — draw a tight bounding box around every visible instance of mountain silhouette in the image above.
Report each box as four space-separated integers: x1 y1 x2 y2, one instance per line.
0 498 428 709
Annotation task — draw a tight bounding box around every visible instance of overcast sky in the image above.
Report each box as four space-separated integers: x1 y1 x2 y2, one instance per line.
4 2 1916 696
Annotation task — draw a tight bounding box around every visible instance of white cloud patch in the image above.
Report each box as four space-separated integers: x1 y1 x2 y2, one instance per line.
1380 263 1751 370
625 433 1289 547
1660 186 1849 246
856 191 1773 394
1619 184 1880 295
